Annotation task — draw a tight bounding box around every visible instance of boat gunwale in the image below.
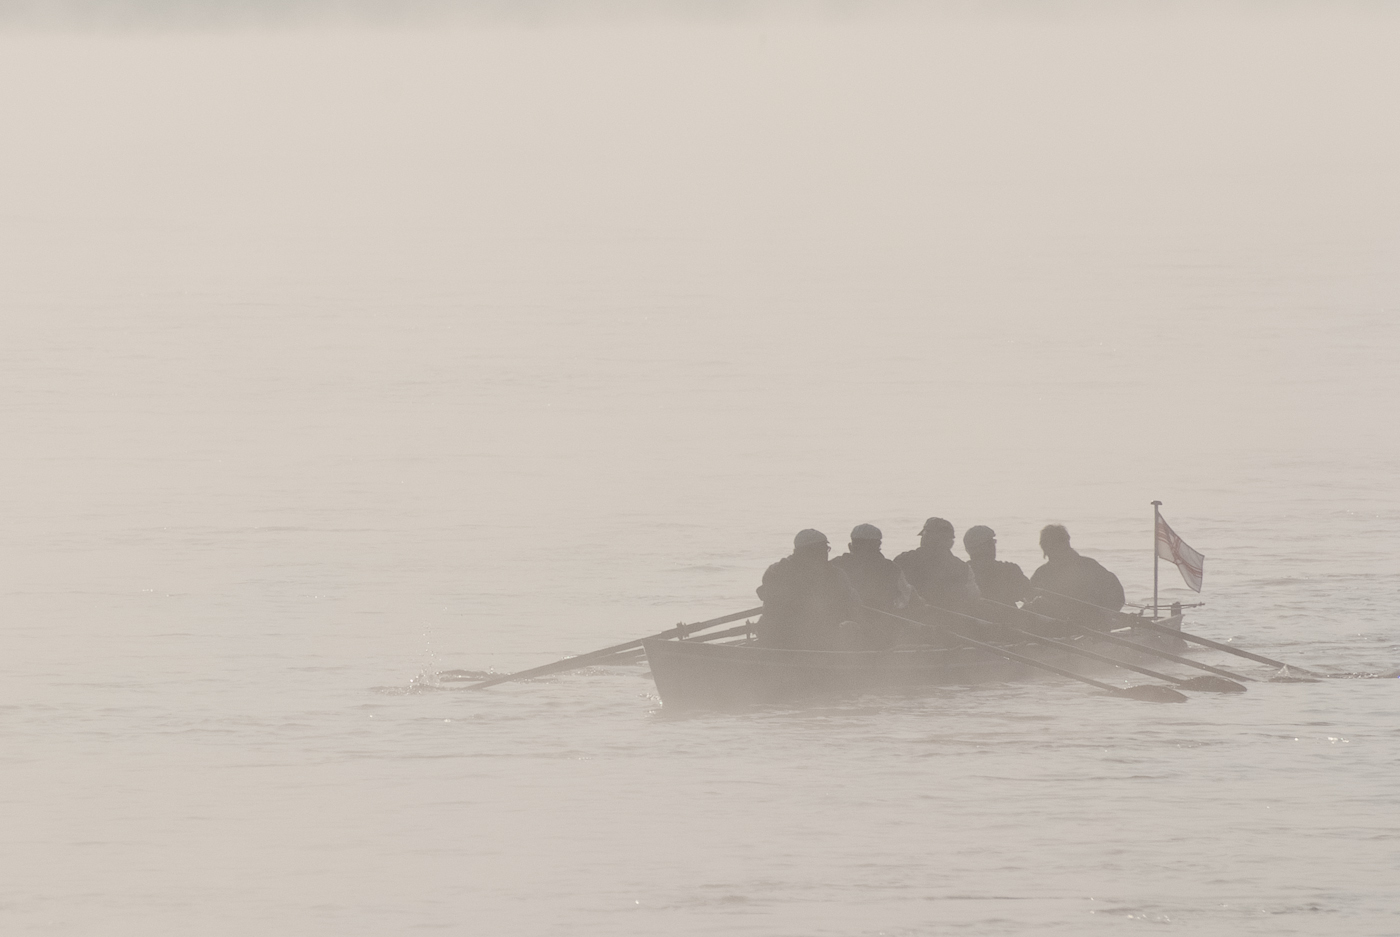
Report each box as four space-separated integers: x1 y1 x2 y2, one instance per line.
641 625 1187 709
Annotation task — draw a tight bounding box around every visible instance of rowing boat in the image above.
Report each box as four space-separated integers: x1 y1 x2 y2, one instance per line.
642 616 1186 710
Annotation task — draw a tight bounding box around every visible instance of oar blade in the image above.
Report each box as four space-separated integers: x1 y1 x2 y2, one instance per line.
1177 675 1248 693
1113 684 1189 703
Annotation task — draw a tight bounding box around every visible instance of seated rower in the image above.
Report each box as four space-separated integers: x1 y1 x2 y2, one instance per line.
1027 524 1125 629
831 524 920 648
894 517 980 611
831 524 916 613
755 528 861 651
963 525 1031 608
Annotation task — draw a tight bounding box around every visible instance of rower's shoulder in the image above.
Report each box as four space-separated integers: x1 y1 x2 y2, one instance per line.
763 555 796 577
1076 554 1117 576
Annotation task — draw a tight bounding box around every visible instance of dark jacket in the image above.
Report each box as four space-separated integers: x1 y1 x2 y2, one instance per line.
968 558 1031 608
1029 551 1126 626
831 549 914 613
894 546 979 609
755 555 861 650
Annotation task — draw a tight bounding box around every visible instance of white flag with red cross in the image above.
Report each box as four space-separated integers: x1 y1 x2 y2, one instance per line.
1155 513 1204 592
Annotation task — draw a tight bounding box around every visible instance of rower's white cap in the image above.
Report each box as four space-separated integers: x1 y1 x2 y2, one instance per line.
964 525 996 548
851 523 882 541
793 528 829 549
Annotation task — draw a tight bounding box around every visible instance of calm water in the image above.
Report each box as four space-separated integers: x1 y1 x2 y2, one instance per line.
2 6 1399 935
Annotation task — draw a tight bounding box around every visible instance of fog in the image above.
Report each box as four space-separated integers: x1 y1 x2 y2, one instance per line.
2 3 1398 934
6 6 1397 490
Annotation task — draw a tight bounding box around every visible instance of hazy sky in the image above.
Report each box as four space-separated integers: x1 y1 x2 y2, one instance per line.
4 2 1397 545
4 9 1399 933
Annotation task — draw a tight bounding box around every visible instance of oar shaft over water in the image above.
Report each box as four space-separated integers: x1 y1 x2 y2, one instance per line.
997 620 1242 692
589 621 758 664
1075 622 1253 682
918 600 1245 692
466 606 762 690
1002 598 1252 682
866 606 1187 703
1128 616 1317 674
1032 587 1319 676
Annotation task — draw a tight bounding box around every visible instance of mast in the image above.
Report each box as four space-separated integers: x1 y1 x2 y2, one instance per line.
1151 500 1162 618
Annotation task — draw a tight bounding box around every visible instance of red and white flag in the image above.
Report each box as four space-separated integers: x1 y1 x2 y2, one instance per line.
1156 514 1205 592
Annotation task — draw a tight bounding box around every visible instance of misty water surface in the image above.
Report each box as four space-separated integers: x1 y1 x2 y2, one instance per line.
2 4 1398 935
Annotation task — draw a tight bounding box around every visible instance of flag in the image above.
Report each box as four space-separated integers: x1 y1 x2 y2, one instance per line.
1156 513 1205 592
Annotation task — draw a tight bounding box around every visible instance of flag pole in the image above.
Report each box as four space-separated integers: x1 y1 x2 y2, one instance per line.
1151 500 1162 619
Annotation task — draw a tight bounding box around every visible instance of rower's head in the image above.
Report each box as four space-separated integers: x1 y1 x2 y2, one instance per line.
792 528 831 561
963 525 996 562
918 517 955 551
1039 524 1073 559
849 523 882 554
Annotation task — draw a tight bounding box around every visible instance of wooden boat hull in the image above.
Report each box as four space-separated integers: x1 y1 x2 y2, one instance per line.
643 637 1099 710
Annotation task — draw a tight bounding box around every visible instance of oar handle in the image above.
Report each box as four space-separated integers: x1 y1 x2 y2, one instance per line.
466 606 763 690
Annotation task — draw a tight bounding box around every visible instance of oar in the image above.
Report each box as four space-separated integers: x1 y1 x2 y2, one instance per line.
1052 618 1255 684
866 607 1187 703
921 603 1245 693
465 606 763 690
1000 602 1255 685
579 621 759 666
1123 615 1325 678
1032 587 1324 678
